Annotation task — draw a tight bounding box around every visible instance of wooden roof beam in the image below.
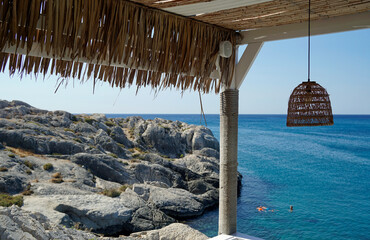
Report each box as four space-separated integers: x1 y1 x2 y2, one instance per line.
237 11 370 45
163 0 272 17
235 42 263 89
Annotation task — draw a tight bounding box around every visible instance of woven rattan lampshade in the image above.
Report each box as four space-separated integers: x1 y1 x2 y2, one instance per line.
286 0 333 127
287 81 333 127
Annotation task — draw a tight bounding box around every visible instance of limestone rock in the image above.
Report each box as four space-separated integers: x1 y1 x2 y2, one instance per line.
71 153 135 184
191 126 219 151
70 122 97 133
141 120 185 158
95 177 123 190
133 184 205 218
0 129 84 154
130 223 208 240
94 129 128 157
0 206 100 240
176 154 220 179
0 174 28 194
23 195 132 235
110 126 133 148
133 163 184 188
0 99 242 237
120 190 176 232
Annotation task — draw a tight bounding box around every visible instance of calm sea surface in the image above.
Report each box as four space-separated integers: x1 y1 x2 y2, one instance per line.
107 114 370 240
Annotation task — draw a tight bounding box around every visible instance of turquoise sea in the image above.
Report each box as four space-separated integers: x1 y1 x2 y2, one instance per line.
107 114 370 240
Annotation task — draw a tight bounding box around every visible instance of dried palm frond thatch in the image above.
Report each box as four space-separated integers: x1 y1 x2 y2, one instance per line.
0 0 236 93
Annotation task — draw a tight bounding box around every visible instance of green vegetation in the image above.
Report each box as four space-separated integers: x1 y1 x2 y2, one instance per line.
119 184 132 192
71 115 78 122
0 167 8 172
134 147 143 152
101 189 121 198
52 172 62 178
117 143 125 149
26 169 32 175
43 163 53 171
21 190 33 196
108 153 118 158
0 194 23 207
64 179 77 183
29 121 41 127
51 178 63 183
129 128 135 137
51 172 63 183
158 124 170 131
22 185 34 196
132 153 140 158
101 184 132 198
88 145 96 150
23 160 34 170
131 147 149 154
64 128 75 133
84 118 96 124
6 147 37 158
179 154 184 158
73 222 83 230
8 154 15 158
73 138 82 143
105 121 115 127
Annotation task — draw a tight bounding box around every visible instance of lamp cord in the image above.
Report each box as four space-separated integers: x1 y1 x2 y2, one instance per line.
308 0 311 82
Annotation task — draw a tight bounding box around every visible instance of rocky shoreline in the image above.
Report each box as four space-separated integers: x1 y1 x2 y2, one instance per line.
0 100 241 239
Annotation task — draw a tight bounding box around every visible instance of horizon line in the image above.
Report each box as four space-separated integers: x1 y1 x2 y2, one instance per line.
73 113 370 116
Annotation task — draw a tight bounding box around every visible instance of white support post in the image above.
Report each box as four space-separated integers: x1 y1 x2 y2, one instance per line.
235 42 264 89
218 43 263 235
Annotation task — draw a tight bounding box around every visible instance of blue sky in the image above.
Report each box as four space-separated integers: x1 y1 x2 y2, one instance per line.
0 29 369 114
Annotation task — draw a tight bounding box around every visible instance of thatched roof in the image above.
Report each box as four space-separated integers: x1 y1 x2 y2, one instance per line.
0 0 235 93
0 0 369 93
133 0 370 30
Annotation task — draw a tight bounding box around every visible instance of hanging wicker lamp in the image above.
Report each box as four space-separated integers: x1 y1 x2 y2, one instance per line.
287 0 333 127
287 81 333 126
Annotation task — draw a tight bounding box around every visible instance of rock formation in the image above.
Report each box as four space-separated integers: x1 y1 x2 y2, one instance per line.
0 100 241 239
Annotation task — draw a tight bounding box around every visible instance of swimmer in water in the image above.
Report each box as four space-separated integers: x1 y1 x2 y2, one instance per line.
257 206 264 212
290 205 293 212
